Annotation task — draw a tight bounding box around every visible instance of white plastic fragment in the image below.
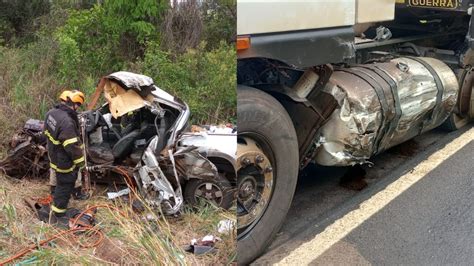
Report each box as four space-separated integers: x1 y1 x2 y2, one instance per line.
107 188 130 199
217 219 235 234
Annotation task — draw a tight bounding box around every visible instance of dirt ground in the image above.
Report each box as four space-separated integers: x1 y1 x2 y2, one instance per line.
0 174 236 265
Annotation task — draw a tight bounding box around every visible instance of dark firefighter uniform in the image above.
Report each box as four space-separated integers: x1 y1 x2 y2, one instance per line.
44 103 85 215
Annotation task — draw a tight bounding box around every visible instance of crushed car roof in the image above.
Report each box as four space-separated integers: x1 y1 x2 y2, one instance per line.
106 71 154 91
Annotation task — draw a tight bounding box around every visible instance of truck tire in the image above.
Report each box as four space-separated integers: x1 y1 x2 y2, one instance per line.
237 86 299 264
440 113 469 131
441 68 473 131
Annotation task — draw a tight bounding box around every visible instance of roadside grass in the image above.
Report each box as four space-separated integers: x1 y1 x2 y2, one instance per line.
0 174 236 264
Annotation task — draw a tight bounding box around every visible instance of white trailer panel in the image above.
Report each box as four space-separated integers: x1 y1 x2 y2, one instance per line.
356 0 396 23
237 0 356 35
237 0 396 35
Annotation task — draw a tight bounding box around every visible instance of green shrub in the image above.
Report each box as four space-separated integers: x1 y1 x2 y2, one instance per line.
139 41 236 124
0 0 51 45
201 0 236 50
56 34 81 84
54 6 117 86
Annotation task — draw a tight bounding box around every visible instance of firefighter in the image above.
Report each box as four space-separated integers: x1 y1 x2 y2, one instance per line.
49 168 88 200
44 89 86 217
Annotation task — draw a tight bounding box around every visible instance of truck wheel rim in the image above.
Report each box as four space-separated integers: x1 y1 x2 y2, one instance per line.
237 135 274 236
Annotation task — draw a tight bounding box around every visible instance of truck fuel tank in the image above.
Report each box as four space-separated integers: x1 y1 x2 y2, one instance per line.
314 57 458 166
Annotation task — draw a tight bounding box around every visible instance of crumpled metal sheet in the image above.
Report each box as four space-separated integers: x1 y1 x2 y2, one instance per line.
314 57 458 166
174 148 218 180
106 71 154 91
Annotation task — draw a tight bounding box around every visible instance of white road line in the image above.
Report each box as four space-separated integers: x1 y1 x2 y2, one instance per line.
277 127 474 265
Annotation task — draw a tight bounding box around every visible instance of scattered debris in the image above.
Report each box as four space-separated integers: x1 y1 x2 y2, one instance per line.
131 199 146 213
144 213 159 222
184 235 221 255
107 188 131 200
217 219 235 234
184 244 216 255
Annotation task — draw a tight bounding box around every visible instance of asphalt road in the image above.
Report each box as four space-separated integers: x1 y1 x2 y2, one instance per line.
254 125 474 265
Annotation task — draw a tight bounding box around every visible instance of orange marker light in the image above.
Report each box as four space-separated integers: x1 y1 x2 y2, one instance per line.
237 36 250 51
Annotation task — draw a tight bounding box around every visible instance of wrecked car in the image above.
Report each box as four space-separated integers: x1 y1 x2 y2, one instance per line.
0 119 49 179
0 71 236 214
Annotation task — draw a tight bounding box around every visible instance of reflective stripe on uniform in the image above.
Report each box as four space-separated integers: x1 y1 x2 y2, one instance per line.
62 137 78 147
51 204 67 213
44 130 61 145
50 163 75 173
73 156 85 165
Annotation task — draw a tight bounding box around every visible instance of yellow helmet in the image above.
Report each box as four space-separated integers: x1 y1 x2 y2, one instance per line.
59 90 72 102
68 90 85 105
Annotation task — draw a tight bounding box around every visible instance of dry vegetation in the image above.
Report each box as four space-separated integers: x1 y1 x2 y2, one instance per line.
0 174 236 264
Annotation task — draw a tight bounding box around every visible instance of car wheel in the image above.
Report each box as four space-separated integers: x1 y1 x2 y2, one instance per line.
184 176 234 210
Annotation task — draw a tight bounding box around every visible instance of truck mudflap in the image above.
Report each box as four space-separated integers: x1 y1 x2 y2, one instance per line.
312 57 459 166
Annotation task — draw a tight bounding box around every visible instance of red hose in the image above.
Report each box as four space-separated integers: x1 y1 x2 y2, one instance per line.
1 169 136 265
0 204 126 265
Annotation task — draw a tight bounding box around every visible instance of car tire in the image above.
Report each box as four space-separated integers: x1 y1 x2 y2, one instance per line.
184 177 234 210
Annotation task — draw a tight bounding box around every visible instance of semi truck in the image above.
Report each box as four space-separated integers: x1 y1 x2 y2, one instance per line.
236 0 474 263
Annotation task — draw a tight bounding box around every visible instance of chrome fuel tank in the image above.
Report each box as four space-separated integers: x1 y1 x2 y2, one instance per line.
314 57 459 166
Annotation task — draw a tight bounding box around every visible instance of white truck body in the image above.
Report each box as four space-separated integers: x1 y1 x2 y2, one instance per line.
237 0 396 35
